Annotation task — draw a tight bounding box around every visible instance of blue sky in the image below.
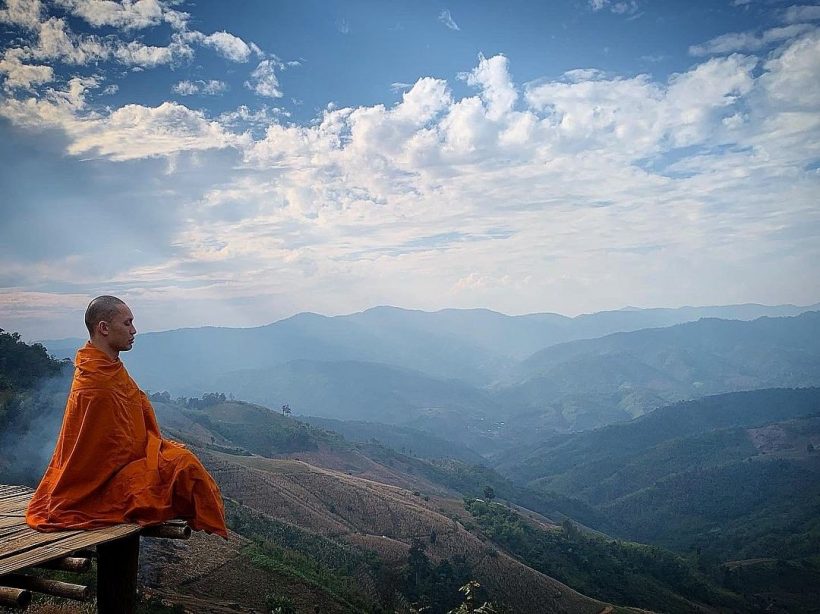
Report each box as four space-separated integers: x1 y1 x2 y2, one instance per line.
1 0 819 340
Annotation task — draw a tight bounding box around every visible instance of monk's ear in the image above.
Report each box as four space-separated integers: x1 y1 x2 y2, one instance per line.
97 320 110 337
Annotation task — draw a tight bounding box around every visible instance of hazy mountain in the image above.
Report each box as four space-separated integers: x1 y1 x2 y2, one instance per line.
493 312 820 432
41 302 820 393
212 359 498 425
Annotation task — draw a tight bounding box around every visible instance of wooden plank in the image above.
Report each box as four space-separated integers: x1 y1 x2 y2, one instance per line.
0 489 30 500
0 524 142 576
0 485 143 577
0 517 25 529
0 529 82 559
0 499 29 515
0 487 30 495
0 526 30 540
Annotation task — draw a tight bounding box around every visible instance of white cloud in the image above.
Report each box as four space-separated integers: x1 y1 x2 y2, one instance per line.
783 5 820 24
9 16 192 68
759 29 820 111
173 79 228 96
0 78 244 160
54 0 164 30
245 59 283 98
113 35 192 67
465 54 517 120
3 31 820 330
195 31 255 62
0 0 43 29
690 24 815 55
438 9 460 31
0 48 54 89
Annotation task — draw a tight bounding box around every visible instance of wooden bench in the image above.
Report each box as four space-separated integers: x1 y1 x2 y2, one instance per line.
0 484 191 612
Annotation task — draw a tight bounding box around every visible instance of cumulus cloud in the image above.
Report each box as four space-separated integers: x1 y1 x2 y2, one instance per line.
0 0 43 29
0 49 54 89
192 30 256 62
1 78 244 160
465 54 517 120
245 59 283 98
438 9 460 31
54 0 164 30
2 23 819 333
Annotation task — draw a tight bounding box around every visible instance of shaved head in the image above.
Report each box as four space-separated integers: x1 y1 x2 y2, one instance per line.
85 295 127 337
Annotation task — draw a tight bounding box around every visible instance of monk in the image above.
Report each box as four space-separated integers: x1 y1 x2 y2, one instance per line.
26 296 227 538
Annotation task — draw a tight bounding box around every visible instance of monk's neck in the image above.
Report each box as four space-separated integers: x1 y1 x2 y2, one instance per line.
89 338 120 362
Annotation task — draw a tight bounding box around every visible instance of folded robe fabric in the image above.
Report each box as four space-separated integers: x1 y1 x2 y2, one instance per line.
26 343 227 537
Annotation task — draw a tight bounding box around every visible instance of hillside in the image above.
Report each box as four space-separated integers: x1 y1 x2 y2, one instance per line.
299 416 486 464
143 397 753 612
494 388 820 611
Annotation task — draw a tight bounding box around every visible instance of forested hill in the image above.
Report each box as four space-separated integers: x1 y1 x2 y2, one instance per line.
498 387 820 482
495 387 820 609
0 329 66 391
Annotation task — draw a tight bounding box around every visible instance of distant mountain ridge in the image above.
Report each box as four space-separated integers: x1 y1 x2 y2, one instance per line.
41 302 820 391
38 306 820 446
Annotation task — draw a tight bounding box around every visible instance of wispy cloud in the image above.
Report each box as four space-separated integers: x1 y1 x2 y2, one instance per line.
438 9 460 31
589 0 640 15
173 79 228 96
782 4 820 23
690 23 815 55
245 59 284 98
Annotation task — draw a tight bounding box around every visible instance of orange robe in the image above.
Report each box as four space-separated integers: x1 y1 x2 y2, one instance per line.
26 343 227 537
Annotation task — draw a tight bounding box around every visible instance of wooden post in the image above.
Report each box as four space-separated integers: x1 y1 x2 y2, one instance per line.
36 556 93 573
96 533 140 614
1 574 89 600
0 586 31 609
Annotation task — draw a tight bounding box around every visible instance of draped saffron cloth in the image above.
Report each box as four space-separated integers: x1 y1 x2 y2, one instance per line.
26 343 227 537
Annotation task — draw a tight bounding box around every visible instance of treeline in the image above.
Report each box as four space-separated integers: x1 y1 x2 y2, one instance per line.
149 391 230 409
0 329 73 484
463 498 743 614
0 329 67 392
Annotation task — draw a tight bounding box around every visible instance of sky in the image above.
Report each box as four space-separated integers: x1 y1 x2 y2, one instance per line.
0 0 819 340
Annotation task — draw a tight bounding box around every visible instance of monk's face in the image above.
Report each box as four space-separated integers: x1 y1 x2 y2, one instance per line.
105 304 137 353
